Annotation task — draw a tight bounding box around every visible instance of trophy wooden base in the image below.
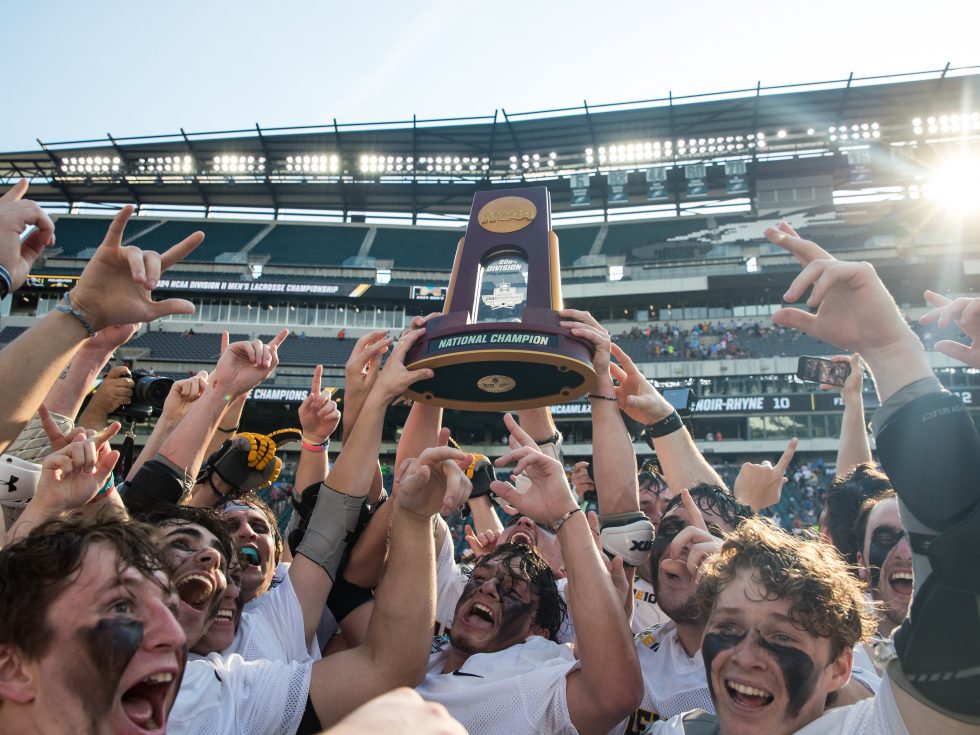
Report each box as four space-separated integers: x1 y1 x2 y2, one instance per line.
404 320 597 411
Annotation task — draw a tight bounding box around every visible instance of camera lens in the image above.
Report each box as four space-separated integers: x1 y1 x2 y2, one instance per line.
133 375 175 409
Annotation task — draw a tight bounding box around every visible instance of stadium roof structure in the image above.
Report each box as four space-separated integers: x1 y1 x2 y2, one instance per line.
2 65 979 222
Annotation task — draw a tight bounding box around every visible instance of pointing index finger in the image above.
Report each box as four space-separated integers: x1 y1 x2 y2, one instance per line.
775 437 798 473
679 488 709 532
311 364 323 396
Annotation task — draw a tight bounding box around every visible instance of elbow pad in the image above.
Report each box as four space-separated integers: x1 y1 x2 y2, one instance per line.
599 511 655 567
0 454 42 508
119 458 189 514
295 484 367 581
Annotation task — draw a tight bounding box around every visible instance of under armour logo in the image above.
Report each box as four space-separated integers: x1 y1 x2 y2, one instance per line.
0 475 19 494
630 540 652 552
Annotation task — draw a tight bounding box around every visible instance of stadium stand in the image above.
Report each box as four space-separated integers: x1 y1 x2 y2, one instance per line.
127 331 250 362
127 221 266 262
368 226 462 270
51 216 160 257
257 334 356 366
249 223 368 266
553 225 600 264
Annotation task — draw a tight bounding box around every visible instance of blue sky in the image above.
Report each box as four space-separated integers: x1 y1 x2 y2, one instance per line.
2 0 975 151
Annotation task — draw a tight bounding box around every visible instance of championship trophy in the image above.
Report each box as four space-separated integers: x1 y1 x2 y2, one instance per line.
403 186 597 410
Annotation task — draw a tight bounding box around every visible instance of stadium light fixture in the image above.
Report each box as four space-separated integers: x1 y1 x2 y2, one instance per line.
60 155 122 174
137 155 193 174
286 155 339 174
828 122 880 143
913 112 980 137
608 264 624 282
213 155 266 174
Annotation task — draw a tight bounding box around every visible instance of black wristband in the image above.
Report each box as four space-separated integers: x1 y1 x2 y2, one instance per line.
645 411 684 440
532 430 561 446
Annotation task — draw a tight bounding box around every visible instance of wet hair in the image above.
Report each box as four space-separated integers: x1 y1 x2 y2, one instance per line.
638 465 669 497
136 504 235 569
696 517 875 659
854 488 898 558
824 463 892 566
0 508 169 660
662 482 754 534
214 493 283 565
470 542 566 641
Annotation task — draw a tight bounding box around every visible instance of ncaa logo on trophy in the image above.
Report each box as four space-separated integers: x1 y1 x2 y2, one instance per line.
403 186 597 410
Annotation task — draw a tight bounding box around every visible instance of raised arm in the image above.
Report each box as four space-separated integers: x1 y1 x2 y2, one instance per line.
162 332 288 507
4 425 120 544
288 326 433 646
561 309 638 516
492 437 642 735
294 364 341 494
47 323 139 425
832 353 873 476
610 342 725 492
307 443 471 727
766 221 975 730
0 204 201 452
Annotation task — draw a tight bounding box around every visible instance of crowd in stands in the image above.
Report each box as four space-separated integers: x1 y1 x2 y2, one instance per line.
0 180 977 735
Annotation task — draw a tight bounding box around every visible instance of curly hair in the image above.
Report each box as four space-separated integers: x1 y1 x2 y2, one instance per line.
696 517 875 658
0 508 169 660
470 542 567 641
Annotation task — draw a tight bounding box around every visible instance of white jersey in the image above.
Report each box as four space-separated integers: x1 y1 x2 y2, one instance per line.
417 635 579 735
224 562 320 663
646 673 907 735
623 622 713 734
631 576 668 634
435 532 575 643
169 653 311 735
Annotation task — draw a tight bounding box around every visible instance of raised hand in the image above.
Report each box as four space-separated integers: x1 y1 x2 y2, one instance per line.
766 221 914 359
559 308 612 377
395 445 473 519
38 403 120 453
491 417 579 528
35 433 120 514
370 326 433 402
609 343 674 424
84 322 141 355
344 329 392 396
920 290 980 368
160 370 209 423
299 364 341 444
733 437 798 512
69 206 203 331
0 179 56 291
210 329 289 399
464 524 500 558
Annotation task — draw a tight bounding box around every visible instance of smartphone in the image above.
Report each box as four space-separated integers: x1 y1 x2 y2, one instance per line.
797 356 851 387
661 387 695 416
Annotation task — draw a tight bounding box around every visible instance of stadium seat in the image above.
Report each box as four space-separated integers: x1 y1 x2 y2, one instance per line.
250 223 368 266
